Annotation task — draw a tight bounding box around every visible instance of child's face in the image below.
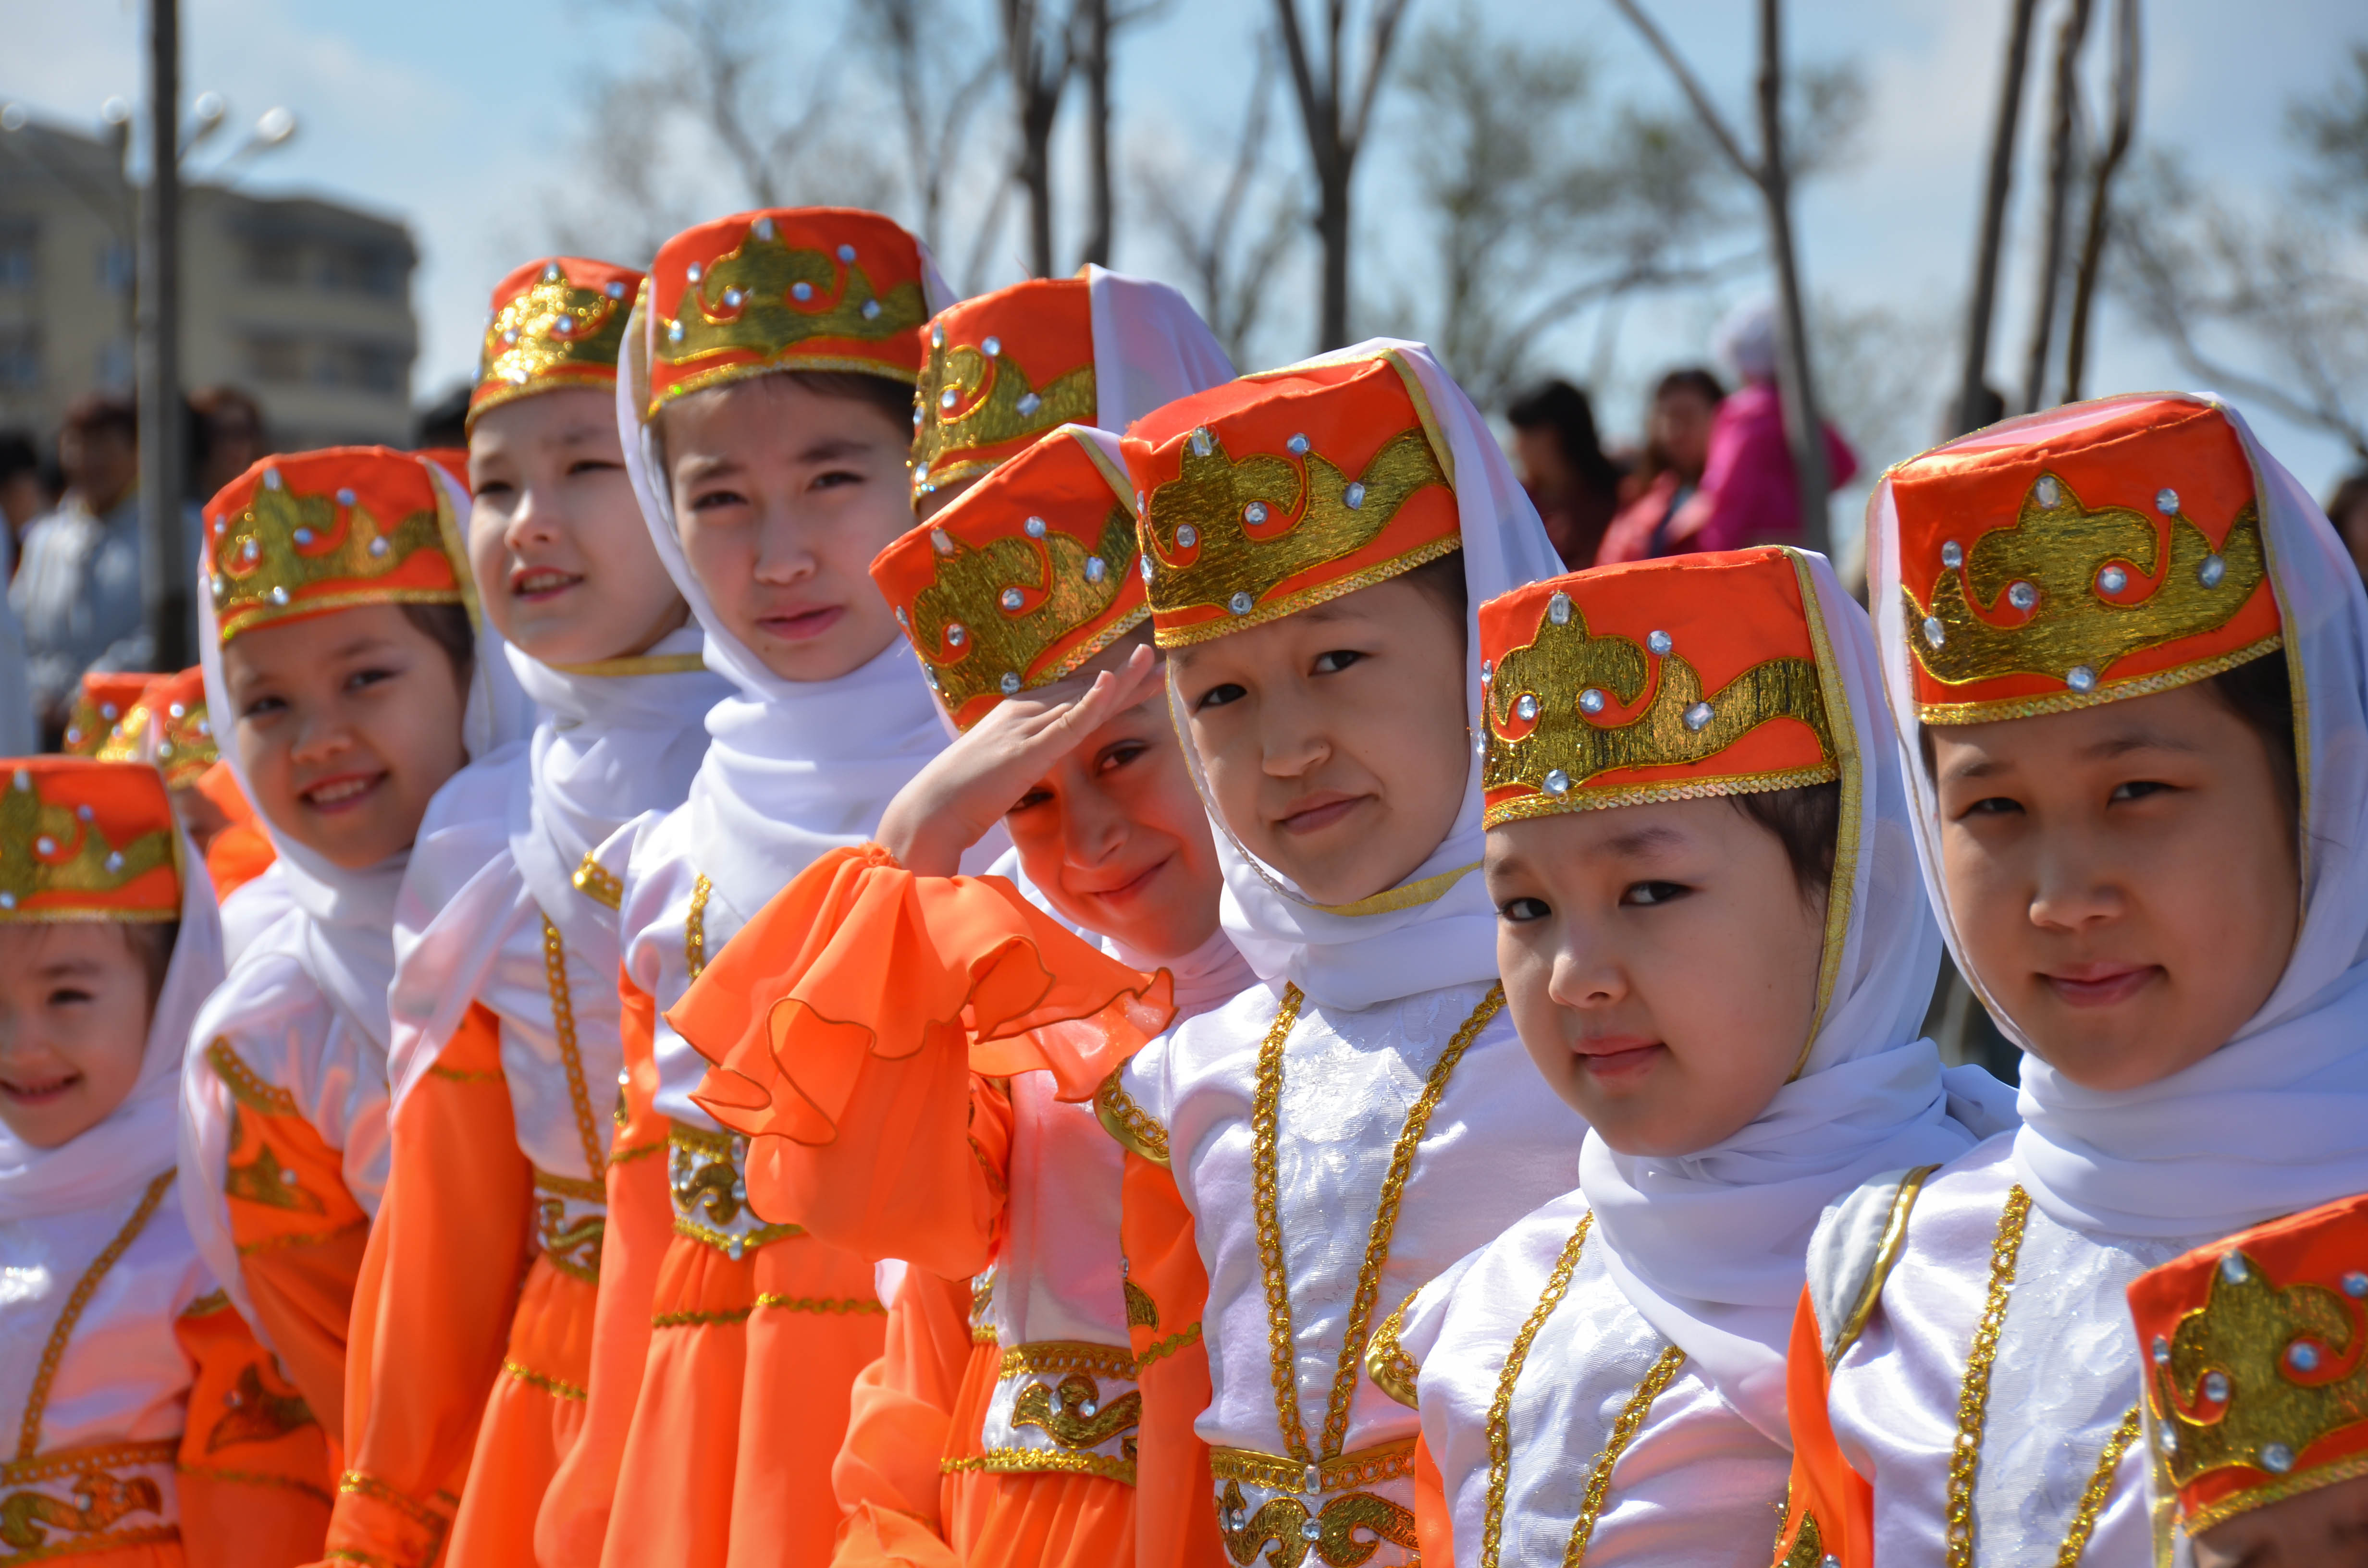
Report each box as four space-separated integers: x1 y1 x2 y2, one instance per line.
222 602 470 870
468 387 688 665
1169 573 1468 907
0 924 154 1148
1487 797 1825 1155
664 377 910 683
1008 645 1222 962
2193 1474 2368 1568
1930 679 2299 1091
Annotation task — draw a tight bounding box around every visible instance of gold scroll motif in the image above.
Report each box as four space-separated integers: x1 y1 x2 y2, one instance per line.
219 1110 324 1216
659 228 927 371
1011 1374 1144 1454
666 1122 801 1258
533 1169 607 1284
1776 1503 1826 1568
1482 595 1834 822
0 1461 167 1555
210 482 449 631
1141 427 1450 640
908 504 1139 713
0 776 174 915
1215 1480 1418 1568
481 266 629 392
913 335 1098 491
205 1364 315 1454
1903 474 2268 695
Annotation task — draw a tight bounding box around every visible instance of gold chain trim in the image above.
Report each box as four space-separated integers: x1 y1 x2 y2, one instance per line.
15 1174 173 1463
174 1462 334 1506
540 914 607 1179
941 1448 1135 1485
2056 1405 2142 1567
1946 1185 2032 1567
572 851 622 911
652 1294 888 1329
1562 1346 1687 1566
1917 634 2284 726
1208 1437 1418 1494
998 1340 1136 1380
1364 1290 1422 1410
0 1439 176 1487
333 1468 450 1561
1253 982 1504 1466
684 873 712 980
501 1360 588 1403
1135 1322 1200 1368
205 1038 297 1117
1482 1212 1592 1567
178 1289 231 1320
1093 1069 1169 1165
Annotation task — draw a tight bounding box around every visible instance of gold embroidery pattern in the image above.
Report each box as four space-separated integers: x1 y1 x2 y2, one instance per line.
651 1294 888 1329
571 852 622 911
941 1448 1134 1485
1776 1497 1826 1568
1252 983 1504 1469
1481 592 1834 826
1945 1185 2032 1568
666 1122 801 1259
219 1112 326 1217
906 504 1143 717
684 874 712 981
1011 1374 1142 1453
1142 425 1452 646
333 1470 448 1563
0 776 176 918
2058 1407 2142 1566
912 335 1097 495
971 1270 997 1342
1209 1438 1418 1495
16 1174 173 1464
1094 1070 1169 1165
657 230 927 388
533 1168 607 1284
1905 477 2270 718
540 915 609 1181
0 1443 175 1559
1135 1323 1201 1369
1213 1478 1418 1568
1481 1213 1592 1568
1124 1274 1160 1330
501 1360 589 1403
478 264 629 402
1562 1347 1687 1566
178 1290 230 1319
1363 1290 1422 1410
207 1039 299 1118
210 481 454 640
204 1364 314 1454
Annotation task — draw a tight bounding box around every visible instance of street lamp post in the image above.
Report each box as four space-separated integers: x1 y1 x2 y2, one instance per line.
136 0 187 669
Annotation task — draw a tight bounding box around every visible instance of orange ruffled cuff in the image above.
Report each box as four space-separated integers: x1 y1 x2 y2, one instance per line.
674 843 1175 1145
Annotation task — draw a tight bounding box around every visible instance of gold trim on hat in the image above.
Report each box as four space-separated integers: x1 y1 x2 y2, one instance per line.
909 504 1143 718
655 227 927 397
210 481 457 641
913 333 1097 498
0 772 178 922
470 264 631 429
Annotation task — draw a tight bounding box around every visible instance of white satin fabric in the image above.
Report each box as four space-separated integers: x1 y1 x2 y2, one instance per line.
1578 552 2014 1445
1397 1190 1789 1568
1084 265 1238 436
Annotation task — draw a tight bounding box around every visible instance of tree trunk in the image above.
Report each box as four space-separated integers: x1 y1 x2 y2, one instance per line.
2019 0 2093 415
2065 0 2141 402
138 0 189 669
1077 0 1112 269
1957 0 2042 436
1756 0 1830 556
1001 0 1065 279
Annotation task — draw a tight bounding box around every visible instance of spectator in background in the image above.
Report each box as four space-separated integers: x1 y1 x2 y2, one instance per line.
2328 469 2368 584
1507 378 1626 568
412 381 470 452
10 392 152 742
0 431 44 575
187 384 267 503
1594 366 1724 564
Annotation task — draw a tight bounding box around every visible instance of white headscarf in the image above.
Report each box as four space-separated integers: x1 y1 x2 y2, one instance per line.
1085 266 1239 433
0 832 224 1222
1578 549 2017 1446
1872 393 2368 1241
1151 341 1565 1011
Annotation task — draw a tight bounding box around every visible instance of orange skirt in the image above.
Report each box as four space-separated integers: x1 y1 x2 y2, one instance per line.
600 1229 888 1568
940 1340 1134 1568
444 1256 596 1565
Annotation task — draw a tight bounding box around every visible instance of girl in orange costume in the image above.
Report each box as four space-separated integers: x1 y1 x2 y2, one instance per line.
318 257 728 1566
0 757 332 1567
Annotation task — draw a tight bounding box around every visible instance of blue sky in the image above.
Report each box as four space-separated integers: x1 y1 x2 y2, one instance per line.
5 0 2363 512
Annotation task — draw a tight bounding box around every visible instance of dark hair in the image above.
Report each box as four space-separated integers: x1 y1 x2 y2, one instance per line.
401 602 476 688
414 383 472 451
2329 467 2368 539
1637 368 1725 484
1506 379 1621 499
123 920 179 1010
2208 652 2300 837
61 391 136 441
653 369 918 468
1398 548 1468 624
1730 780 1842 901
0 430 35 483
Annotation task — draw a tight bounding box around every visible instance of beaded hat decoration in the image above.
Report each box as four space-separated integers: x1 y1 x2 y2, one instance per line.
1119 348 1459 647
1889 395 2281 724
0 758 181 921
2126 1189 2368 1533
911 278 1098 504
62 671 160 758
468 256 644 430
642 208 932 416
873 424 1145 730
1479 548 1839 827
203 447 466 645
131 668 217 789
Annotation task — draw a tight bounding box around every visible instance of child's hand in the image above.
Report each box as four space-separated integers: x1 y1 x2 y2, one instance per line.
877 644 1163 877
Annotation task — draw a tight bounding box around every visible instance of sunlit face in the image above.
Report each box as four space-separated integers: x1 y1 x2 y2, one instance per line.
1005 642 1222 961
663 376 911 682
222 602 470 870
1488 797 1825 1155
1651 386 1717 478
1931 679 2299 1092
0 923 157 1148
2193 1473 2368 1568
1169 572 1469 907
468 387 687 665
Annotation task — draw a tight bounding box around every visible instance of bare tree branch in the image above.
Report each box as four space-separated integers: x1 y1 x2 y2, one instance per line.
2019 0 2095 414
1957 0 2042 435
1604 0 1755 182
2063 0 2140 401
1271 0 1413 347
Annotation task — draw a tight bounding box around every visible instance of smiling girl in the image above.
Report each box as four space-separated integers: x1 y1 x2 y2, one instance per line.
178 447 530 1448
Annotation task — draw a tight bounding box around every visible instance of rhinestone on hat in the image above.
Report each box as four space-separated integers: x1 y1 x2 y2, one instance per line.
269 585 290 605
0 893 13 910
940 388 960 411
1176 525 1198 548
2097 565 2128 594
1244 502 1269 525
1024 516 1047 538
2289 1341 2322 1373
75 804 92 821
1683 701 1714 731
9 771 25 792
334 487 355 507
1139 556 1154 583
2199 554 2227 588
1189 427 1213 458
2157 487 2180 515
2007 580 2039 612
1287 433 1309 456
2203 1370 2231 1402
2067 665 2097 693
2222 1251 2250 1284
1343 481 1367 509
837 243 856 262
1546 591 1573 626
1085 556 1106 583
368 537 390 557
1000 588 1025 611
1923 616 1947 649
1941 539 1965 569
981 335 1001 357
292 527 314 546
32 836 53 856
1543 768 1570 796
999 673 1022 696
667 320 686 343
932 325 946 348
894 605 908 626
723 287 744 308
752 218 775 240
946 623 967 647
931 527 955 556
1514 693 1539 722
1015 391 1040 415
1647 629 1672 655
606 280 627 299
2152 1335 2171 1366
2263 1443 2296 1473
1228 591 1255 616
2346 1271 2368 1298
686 262 703 282
262 468 283 490
2035 476 2061 508
1480 659 1492 683
861 299 882 319
1579 687 1607 714
791 281 814 301
104 851 122 872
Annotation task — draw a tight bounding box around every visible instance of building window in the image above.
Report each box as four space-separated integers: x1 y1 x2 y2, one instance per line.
246 334 304 385
0 325 38 390
314 339 407 392
95 339 132 389
244 239 300 286
317 243 404 297
97 241 134 295
0 221 35 290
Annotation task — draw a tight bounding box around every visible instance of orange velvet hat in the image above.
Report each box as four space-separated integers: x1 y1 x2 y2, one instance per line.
203 447 466 645
911 278 1098 504
2127 1190 2368 1533
873 424 1144 730
142 669 217 789
1889 395 2281 724
0 758 181 921
1119 347 1458 647
62 672 160 757
643 208 932 416
1480 548 1839 826
469 256 642 430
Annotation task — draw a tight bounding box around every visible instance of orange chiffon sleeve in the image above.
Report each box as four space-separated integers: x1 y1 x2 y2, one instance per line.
1410 1436 1453 1568
321 1004 533 1568
671 844 1173 1283
173 1290 334 1568
1120 1152 1225 1568
1771 1285 1869 1568
207 1039 371 1439
830 1266 978 1568
535 968 668 1568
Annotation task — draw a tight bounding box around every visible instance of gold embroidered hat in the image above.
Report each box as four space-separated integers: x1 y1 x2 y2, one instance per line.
1886 395 2282 724
0 757 181 921
203 448 467 645
1479 548 1839 826
2127 1190 2368 1533
468 256 643 430
911 278 1098 505
1118 348 1459 647
63 671 160 758
642 208 933 416
133 668 217 790
873 424 1145 730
